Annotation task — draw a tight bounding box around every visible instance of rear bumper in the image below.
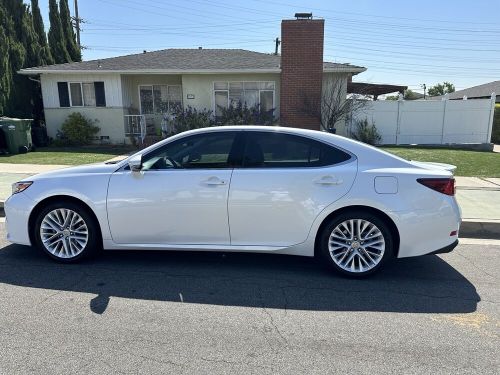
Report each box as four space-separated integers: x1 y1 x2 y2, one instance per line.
389 196 461 258
427 239 459 255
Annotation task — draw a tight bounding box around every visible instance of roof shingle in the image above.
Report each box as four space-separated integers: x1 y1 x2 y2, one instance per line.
20 48 365 74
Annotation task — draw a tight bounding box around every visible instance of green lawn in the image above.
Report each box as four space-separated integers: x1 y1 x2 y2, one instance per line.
0 146 135 165
380 147 500 177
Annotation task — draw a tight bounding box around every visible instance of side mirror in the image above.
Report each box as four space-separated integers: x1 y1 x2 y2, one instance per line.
128 154 143 172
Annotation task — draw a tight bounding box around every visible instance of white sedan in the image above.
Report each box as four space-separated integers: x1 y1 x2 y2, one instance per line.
5 126 461 277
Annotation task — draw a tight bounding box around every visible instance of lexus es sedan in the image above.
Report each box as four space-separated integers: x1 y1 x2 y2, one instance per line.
5 126 461 277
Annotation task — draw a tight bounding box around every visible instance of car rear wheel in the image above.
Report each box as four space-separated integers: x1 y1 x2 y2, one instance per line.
319 211 394 277
33 201 99 262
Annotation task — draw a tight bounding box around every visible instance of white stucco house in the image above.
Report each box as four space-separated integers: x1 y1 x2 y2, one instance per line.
19 19 366 144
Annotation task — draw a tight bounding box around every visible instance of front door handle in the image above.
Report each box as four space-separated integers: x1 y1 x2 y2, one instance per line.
202 176 227 185
314 176 343 185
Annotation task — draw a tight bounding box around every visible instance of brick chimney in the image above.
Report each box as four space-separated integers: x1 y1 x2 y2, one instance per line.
280 15 324 130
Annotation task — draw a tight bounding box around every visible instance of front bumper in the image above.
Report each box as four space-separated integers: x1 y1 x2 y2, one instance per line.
4 192 33 246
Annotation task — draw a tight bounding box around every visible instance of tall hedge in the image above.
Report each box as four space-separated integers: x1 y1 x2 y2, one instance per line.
48 0 71 64
59 0 81 62
32 0 54 66
0 0 78 120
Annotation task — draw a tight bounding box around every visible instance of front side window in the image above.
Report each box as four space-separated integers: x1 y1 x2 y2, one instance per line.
142 132 238 170
214 81 275 114
242 132 351 168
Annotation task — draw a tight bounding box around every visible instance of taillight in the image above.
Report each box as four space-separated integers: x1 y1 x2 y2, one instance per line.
417 178 455 196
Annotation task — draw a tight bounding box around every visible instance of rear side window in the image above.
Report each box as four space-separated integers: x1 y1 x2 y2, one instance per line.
242 132 351 168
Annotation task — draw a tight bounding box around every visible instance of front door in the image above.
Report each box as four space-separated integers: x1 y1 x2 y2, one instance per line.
107 131 240 245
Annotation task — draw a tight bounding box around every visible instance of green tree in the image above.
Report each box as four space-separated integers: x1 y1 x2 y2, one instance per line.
385 89 422 101
59 0 81 62
0 26 11 115
0 0 54 120
9 3 41 118
48 0 71 64
32 0 54 65
0 0 28 117
428 82 455 97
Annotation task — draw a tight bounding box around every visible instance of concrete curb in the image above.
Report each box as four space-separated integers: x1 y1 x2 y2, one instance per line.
460 220 500 240
1 198 499 240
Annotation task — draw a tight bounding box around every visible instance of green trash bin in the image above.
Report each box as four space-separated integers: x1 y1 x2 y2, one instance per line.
0 117 33 154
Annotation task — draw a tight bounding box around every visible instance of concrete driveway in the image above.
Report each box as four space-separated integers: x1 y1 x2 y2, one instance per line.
0 223 498 374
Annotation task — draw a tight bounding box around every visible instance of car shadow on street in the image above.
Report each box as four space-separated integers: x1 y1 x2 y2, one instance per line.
0 244 480 315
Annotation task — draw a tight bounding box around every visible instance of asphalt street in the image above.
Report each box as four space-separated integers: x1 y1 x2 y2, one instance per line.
0 223 498 374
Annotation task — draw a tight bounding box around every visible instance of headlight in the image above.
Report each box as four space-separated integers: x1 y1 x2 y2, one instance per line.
12 181 33 195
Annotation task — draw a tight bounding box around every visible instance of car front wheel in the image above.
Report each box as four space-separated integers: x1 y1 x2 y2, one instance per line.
33 201 99 262
320 211 394 277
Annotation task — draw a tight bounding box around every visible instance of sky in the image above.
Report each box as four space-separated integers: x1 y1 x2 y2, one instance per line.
31 0 500 94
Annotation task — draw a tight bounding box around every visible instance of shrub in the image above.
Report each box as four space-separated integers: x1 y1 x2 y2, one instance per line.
352 118 381 145
217 102 275 126
173 106 215 133
169 103 276 135
59 112 100 145
492 104 500 144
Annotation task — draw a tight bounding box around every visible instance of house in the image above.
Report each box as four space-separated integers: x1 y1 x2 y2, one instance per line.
19 16 366 144
429 80 500 103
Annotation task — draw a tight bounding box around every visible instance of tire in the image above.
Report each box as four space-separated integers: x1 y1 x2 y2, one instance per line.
319 210 394 277
33 201 100 263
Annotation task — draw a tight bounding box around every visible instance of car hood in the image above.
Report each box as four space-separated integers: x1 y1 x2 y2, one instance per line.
409 161 457 174
25 162 122 181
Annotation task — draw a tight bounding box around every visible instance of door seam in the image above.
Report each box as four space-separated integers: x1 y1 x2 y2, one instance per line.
227 168 235 245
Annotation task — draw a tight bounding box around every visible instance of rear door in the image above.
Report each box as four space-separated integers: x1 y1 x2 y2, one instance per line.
228 131 357 247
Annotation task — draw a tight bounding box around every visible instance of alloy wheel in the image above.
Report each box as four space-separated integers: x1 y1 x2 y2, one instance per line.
39 208 89 259
328 219 385 273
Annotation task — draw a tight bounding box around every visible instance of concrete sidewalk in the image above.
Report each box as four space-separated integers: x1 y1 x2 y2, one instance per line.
0 163 499 238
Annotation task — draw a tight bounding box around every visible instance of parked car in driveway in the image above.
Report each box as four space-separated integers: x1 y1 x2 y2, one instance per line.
5 126 461 277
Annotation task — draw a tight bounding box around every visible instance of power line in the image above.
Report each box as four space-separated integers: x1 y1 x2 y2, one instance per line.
241 0 500 26
324 36 500 53
325 55 500 73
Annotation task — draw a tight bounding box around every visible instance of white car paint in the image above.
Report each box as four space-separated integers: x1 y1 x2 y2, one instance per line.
107 169 233 244
4 126 461 259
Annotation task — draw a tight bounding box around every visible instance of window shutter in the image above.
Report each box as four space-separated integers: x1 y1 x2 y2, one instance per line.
94 82 106 107
57 82 70 107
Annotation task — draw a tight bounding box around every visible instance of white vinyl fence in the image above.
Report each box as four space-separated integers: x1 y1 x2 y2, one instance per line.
348 93 496 145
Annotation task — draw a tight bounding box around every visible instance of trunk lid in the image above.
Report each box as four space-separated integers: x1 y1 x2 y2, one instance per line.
409 161 457 174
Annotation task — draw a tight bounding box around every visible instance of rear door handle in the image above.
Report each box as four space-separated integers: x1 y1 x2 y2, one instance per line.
314 176 343 185
202 176 227 185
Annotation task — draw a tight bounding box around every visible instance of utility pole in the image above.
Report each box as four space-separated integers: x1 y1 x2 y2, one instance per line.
74 0 81 49
274 37 281 55
421 83 427 99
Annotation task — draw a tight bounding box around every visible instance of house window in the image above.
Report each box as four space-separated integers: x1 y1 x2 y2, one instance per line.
58 82 106 107
139 85 182 115
214 81 275 116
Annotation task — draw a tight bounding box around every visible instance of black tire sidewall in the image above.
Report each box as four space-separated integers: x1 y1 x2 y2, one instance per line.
33 201 99 263
319 211 394 277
